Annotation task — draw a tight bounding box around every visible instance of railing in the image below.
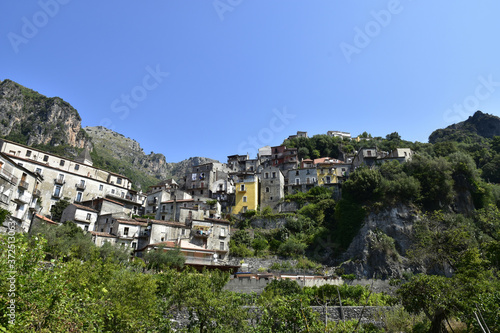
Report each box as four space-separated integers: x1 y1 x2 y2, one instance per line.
18 180 29 189
32 189 41 197
0 168 18 184
147 199 157 205
192 229 211 238
75 182 86 190
184 256 215 265
54 177 65 185
14 193 31 203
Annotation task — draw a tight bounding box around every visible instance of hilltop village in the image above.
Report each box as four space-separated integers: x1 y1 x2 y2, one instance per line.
0 130 413 269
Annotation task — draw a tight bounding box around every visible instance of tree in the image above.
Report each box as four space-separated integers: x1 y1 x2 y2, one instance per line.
50 199 71 222
342 167 382 203
144 246 185 271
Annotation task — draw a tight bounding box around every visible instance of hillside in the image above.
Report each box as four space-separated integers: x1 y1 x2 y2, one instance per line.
85 126 218 190
429 110 500 143
0 79 90 149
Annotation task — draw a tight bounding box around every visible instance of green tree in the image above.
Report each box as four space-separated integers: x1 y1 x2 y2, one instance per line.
144 246 185 271
50 199 71 222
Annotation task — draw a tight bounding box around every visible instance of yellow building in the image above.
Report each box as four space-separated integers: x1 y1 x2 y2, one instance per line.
316 163 338 186
232 173 259 215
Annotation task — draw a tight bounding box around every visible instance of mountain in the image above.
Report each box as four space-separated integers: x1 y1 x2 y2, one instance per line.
429 110 500 143
0 79 218 190
0 79 90 148
85 126 218 189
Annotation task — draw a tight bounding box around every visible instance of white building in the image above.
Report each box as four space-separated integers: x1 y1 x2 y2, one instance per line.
0 139 134 218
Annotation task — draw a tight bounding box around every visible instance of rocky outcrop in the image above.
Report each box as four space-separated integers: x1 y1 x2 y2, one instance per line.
429 110 500 143
85 126 218 186
338 205 421 279
0 79 90 148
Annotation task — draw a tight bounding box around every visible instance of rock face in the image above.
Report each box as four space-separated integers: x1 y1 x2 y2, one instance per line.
85 126 218 185
339 205 420 279
0 79 90 148
429 110 500 143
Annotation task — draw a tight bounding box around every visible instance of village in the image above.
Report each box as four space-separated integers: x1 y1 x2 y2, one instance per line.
0 130 414 271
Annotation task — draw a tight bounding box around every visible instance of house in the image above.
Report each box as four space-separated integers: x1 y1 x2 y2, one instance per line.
0 152 42 232
352 148 381 169
327 131 351 140
90 231 118 247
316 163 338 187
0 139 133 217
232 173 259 215
287 168 317 194
210 178 235 212
381 148 414 163
136 217 233 269
270 146 298 171
81 197 125 216
95 217 147 250
260 166 285 213
60 203 99 232
227 154 250 173
185 162 232 198
287 131 308 140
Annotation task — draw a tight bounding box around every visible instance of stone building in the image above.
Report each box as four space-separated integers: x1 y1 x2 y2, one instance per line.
260 166 285 213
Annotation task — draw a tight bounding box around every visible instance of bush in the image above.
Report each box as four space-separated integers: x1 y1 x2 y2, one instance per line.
278 237 307 257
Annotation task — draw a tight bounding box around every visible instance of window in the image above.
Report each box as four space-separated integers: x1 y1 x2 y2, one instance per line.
200 190 203 195
272 172 276 178
220 228 225 237
326 176 331 184
295 178 300 185
220 242 225 251
60 160 65 166
243 196 247 202
242 206 247 212
124 227 129 236
131 242 136 249
295 170 299 176
54 185 61 197
270 196 273 200
109 227 113 234
35 167 42 175
18 163 23 167
26 150 31 157
367 150 372 156
99 184 103 191
76 192 82 202
84 225 88 232
111 189 115 194
117 178 122 185
160 237 164 242
265 187 270 193
74 164 80 170
240 184 245 191
43 155 49 162
264 173 269 179
86 213 91 220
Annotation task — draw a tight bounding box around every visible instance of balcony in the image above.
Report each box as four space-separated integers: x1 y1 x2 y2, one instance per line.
117 231 137 239
184 256 216 266
147 199 158 205
32 189 41 197
18 180 29 190
29 200 39 211
11 210 25 220
75 182 86 190
0 193 9 204
192 229 211 238
52 191 62 199
0 169 18 184
54 177 65 185
14 193 31 204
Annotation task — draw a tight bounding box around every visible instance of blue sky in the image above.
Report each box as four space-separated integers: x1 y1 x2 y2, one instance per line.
2 1 500 163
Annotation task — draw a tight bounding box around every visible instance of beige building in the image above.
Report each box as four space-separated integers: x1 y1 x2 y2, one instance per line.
0 139 134 218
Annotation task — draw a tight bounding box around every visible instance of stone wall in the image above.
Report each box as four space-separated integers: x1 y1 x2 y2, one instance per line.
169 306 391 329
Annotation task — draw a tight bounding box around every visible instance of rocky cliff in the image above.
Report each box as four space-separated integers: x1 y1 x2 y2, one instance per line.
429 110 500 143
338 205 421 279
84 126 218 189
0 79 90 148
